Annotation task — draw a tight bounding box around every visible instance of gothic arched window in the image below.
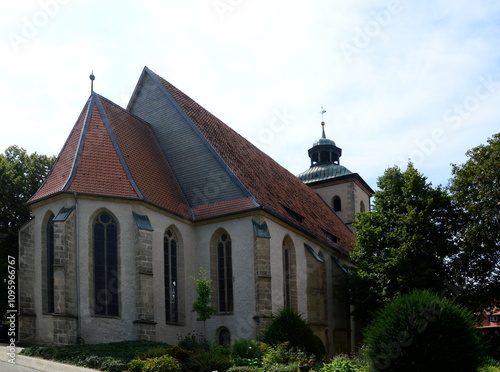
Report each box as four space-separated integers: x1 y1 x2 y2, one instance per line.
93 212 119 316
282 236 296 309
333 196 341 212
217 232 233 313
47 215 55 313
164 229 179 323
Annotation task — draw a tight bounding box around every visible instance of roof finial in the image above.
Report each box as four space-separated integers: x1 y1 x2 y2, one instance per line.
320 106 326 138
89 71 95 94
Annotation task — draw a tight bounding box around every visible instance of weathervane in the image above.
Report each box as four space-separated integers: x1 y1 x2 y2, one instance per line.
320 107 326 138
320 106 326 122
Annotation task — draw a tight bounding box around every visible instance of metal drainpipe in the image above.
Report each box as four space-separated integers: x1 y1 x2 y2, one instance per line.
74 192 82 343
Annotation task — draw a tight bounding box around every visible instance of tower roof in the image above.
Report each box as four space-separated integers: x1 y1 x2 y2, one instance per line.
298 163 353 184
29 67 355 251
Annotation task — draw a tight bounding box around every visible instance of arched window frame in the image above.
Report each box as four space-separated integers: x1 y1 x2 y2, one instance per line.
164 228 179 323
211 229 233 314
217 326 231 346
47 215 55 313
93 212 119 317
42 212 55 314
282 236 297 310
333 196 341 212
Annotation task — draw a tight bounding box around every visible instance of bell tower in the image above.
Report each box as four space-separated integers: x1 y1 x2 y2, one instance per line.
297 115 373 231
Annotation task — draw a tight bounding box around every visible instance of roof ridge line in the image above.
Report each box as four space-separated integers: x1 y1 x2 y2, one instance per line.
143 67 259 208
126 67 195 219
97 93 158 130
93 94 145 200
28 97 93 203
62 95 94 191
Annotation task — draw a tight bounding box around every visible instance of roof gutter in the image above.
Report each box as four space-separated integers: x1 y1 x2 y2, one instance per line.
260 206 351 257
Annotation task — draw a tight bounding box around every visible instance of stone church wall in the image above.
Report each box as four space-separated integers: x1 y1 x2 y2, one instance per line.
20 196 354 352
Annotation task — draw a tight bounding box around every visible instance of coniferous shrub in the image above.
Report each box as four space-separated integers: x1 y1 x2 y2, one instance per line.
263 307 326 357
363 290 483 372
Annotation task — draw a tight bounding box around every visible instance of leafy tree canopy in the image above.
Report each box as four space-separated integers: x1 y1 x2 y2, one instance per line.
349 162 459 320
0 145 55 317
448 132 500 312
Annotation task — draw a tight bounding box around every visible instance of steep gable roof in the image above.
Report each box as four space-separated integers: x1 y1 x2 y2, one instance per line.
30 67 353 251
129 67 354 250
29 93 191 218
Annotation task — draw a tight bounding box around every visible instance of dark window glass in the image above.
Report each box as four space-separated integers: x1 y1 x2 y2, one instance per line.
164 230 179 323
284 247 291 308
47 217 55 313
94 213 118 316
217 233 233 313
218 327 231 346
333 196 341 212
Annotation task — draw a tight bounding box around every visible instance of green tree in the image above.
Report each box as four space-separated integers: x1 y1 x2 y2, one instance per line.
448 133 500 312
364 290 482 372
0 145 55 317
349 162 459 320
191 268 217 338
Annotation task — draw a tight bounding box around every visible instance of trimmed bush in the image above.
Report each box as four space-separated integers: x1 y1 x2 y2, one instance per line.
128 358 146 372
142 354 182 372
364 290 483 372
136 346 169 360
166 344 193 362
263 307 325 357
187 347 232 372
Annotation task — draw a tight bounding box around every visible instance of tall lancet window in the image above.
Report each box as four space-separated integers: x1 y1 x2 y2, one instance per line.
47 215 55 313
164 229 179 323
282 236 296 309
283 245 291 308
93 212 119 316
217 232 233 313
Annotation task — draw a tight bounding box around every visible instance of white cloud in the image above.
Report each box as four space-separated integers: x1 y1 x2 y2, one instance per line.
0 0 498 189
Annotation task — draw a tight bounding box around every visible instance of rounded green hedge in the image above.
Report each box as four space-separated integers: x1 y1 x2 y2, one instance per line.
263 307 325 357
364 290 482 372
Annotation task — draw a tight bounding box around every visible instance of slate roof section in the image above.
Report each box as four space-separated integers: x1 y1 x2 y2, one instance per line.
146 68 354 249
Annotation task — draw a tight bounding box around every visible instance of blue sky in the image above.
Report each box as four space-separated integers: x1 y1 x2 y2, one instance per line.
1 0 499 191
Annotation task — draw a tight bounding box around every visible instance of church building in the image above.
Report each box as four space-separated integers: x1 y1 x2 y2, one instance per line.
18 67 372 354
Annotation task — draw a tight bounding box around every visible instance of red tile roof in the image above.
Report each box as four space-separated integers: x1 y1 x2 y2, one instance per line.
29 94 191 218
98 97 191 218
30 67 354 251
66 103 139 199
149 69 354 249
28 101 89 202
